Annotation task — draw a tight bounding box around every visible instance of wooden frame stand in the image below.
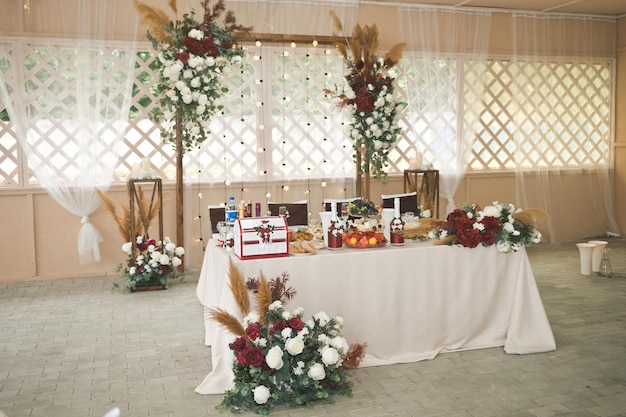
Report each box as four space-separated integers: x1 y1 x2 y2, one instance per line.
403 169 440 218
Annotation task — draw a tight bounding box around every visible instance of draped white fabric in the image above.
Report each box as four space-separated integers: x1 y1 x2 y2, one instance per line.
398 7 491 215
511 14 620 241
0 0 138 263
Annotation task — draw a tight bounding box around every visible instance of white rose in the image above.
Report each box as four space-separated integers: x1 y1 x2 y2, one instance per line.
421 209 432 218
330 336 348 353
165 242 176 252
205 57 215 67
313 312 330 326
373 140 383 150
175 247 185 256
265 346 284 370
188 28 204 41
496 241 511 253
321 346 340 366
232 55 242 65
198 94 208 105
253 385 270 404
122 242 132 254
285 337 304 356
281 327 292 338
196 105 206 115
182 95 192 104
503 222 515 233
128 267 136 275
482 205 501 218
269 300 282 311
175 80 185 90
171 257 182 267
158 254 170 265
243 312 259 327
190 77 200 88
307 363 326 380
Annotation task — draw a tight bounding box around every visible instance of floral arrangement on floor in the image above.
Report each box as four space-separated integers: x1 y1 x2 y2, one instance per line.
134 0 251 152
427 202 549 252
325 12 406 180
209 260 366 415
120 236 185 290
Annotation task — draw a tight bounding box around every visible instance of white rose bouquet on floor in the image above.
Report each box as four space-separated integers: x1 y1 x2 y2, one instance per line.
121 236 185 289
209 260 365 415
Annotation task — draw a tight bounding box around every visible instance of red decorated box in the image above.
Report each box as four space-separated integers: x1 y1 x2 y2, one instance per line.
233 216 289 260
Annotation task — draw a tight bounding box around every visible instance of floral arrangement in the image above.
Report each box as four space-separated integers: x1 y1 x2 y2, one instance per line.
121 236 185 289
346 198 379 216
209 260 365 415
428 202 548 253
134 0 251 152
326 12 406 180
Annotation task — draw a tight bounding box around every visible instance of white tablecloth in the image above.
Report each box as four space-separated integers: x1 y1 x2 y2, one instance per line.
195 240 556 394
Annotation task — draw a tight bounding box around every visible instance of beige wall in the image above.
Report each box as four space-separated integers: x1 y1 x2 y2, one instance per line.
0 2 622 282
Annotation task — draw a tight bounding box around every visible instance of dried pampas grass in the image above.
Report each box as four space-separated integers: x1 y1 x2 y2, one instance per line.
513 208 550 227
228 258 250 317
255 271 272 325
97 188 163 242
206 307 245 337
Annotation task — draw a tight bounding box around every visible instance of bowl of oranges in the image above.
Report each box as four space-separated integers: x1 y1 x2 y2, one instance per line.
343 230 387 249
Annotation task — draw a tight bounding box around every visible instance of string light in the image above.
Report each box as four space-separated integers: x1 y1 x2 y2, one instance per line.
196 171 205 251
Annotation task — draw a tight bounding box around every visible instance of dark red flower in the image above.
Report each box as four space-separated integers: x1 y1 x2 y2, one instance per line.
481 233 496 246
481 216 501 234
235 352 248 366
271 320 287 334
246 348 264 367
288 317 304 332
229 336 250 353
183 36 205 56
176 51 190 64
354 88 375 113
222 38 232 49
159 265 171 275
458 228 481 248
245 323 262 340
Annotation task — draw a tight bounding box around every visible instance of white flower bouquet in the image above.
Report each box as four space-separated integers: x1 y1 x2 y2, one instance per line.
121 236 185 289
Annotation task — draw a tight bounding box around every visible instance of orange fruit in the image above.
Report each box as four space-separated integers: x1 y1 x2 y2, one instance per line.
349 237 358 246
368 237 378 246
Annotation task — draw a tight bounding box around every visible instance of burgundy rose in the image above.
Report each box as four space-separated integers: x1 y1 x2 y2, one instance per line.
271 320 287 334
183 36 205 56
245 323 262 340
235 352 248 366
176 51 190 64
246 348 264 367
229 336 249 353
458 228 481 248
481 233 496 246
288 317 304 332
481 216 501 234
354 88 375 113
222 38 232 49
159 265 171 275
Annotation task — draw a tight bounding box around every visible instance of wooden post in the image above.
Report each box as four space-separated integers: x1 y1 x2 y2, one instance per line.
175 119 184 256
355 145 370 200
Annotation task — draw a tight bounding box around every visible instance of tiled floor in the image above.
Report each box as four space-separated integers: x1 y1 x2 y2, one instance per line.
1 239 625 417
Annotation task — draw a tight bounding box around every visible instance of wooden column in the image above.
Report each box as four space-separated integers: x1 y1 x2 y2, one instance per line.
175 119 184 252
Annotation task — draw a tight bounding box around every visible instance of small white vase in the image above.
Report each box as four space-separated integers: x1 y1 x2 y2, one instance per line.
588 240 608 273
576 243 596 276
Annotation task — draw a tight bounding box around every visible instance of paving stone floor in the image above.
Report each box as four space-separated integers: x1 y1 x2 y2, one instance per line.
0 238 625 417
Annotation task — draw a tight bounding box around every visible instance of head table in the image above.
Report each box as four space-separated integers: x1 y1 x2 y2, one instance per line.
195 240 555 395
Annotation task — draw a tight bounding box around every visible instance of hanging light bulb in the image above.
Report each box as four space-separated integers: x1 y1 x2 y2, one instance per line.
256 40 262 47
265 192 272 198
321 181 327 188
312 40 318 47
290 41 296 48
282 185 290 191
225 180 231 186
197 192 203 198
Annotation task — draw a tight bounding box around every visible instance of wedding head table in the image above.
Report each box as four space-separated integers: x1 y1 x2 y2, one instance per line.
195 239 555 395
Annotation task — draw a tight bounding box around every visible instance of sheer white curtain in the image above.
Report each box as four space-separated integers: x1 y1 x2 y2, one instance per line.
399 7 491 215
0 0 138 263
511 13 620 241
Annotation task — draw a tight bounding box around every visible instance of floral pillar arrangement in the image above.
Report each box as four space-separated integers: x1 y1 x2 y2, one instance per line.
326 12 406 200
134 0 251 247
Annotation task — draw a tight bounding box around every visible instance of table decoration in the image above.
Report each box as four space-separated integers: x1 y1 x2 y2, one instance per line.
326 13 406 199
208 260 365 415
426 202 548 253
